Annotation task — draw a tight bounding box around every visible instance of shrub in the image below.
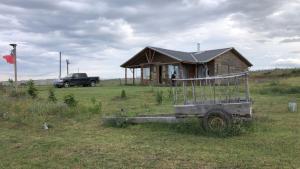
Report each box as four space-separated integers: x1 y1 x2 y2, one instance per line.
89 97 102 114
27 80 38 99
121 89 126 99
8 78 14 86
48 88 57 103
63 94 78 107
155 90 163 105
102 110 128 128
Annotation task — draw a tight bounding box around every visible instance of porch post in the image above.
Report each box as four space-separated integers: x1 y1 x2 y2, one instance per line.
195 64 198 78
179 63 183 79
156 64 159 84
141 65 144 85
133 68 135 85
125 68 127 85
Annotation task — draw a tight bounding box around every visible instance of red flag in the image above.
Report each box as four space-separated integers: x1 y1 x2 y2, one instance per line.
3 54 15 64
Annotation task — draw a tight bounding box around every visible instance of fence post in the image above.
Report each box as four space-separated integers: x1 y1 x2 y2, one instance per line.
245 73 250 102
183 81 187 105
192 80 196 103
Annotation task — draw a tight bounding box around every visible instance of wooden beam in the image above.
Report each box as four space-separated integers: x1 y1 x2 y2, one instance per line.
156 64 160 84
195 64 198 78
133 68 135 85
150 50 155 63
141 65 144 85
145 51 150 63
125 68 127 85
179 63 183 79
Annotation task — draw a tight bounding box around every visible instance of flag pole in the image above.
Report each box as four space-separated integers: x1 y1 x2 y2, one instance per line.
10 44 17 90
59 51 62 79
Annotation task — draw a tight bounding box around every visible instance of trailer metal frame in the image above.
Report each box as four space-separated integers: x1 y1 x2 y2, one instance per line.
104 72 252 133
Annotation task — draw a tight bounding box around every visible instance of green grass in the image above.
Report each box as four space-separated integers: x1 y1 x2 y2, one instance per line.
0 72 300 168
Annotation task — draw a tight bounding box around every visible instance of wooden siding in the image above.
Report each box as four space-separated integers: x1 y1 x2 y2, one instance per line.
214 51 248 75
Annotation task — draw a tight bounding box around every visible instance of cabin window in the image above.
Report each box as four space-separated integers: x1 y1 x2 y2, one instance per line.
143 67 150 80
168 65 179 78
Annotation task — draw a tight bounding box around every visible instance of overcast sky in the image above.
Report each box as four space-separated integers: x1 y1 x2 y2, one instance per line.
0 0 300 80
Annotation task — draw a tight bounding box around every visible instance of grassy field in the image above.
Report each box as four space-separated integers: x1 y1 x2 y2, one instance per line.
0 70 300 169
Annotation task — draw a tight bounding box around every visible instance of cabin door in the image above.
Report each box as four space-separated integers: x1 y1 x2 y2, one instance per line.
158 65 162 84
188 65 196 78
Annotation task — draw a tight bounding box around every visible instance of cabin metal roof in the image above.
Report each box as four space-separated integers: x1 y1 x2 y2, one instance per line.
121 46 253 67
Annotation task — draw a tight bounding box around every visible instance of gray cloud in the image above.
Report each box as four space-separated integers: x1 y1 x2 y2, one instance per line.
280 37 300 43
0 0 299 80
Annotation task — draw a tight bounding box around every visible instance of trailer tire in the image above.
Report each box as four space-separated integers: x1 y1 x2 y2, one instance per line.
202 109 232 134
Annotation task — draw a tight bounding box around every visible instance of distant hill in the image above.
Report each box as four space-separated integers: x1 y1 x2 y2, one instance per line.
1 68 299 86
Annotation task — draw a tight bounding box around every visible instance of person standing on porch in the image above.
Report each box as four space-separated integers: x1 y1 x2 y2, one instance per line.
171 71 176 86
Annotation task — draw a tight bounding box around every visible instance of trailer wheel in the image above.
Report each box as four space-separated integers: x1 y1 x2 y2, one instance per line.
202 109 232 134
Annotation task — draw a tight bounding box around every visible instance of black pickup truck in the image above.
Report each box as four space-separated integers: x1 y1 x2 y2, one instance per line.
54 73 99 88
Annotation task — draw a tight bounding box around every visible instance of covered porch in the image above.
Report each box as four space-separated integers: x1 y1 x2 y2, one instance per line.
121 47 209 86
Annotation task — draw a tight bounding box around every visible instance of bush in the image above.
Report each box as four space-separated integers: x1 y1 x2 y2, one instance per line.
48 88 57 103
121 89 126 99
155 90 163 105
63 94 78 107
89 97 102 114
8 78 14 86
27 80 38 99
102 110 129 128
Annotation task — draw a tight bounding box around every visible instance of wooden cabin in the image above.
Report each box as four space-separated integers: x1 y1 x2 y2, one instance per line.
121 46 252 85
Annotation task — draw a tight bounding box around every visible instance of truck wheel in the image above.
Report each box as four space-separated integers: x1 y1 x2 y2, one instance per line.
64 82 70 88
90 81 96 87
202 109 232 134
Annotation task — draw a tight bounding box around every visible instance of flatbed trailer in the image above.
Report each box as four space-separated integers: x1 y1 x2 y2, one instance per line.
104 72 252 133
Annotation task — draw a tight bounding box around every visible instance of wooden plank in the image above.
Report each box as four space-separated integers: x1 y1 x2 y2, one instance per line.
192 80 196 103
133 68 135 85
125 68 127 85
103 115 183 124
141 65 144 85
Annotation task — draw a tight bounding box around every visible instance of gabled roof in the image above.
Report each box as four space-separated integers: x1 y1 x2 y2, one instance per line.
192 48 232 62
148 46 196 62
121 46 253 67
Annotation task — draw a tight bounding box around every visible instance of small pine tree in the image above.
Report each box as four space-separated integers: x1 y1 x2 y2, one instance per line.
27 80 38 99
63 94 77 107
48 88 57 102
121 89 126 99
